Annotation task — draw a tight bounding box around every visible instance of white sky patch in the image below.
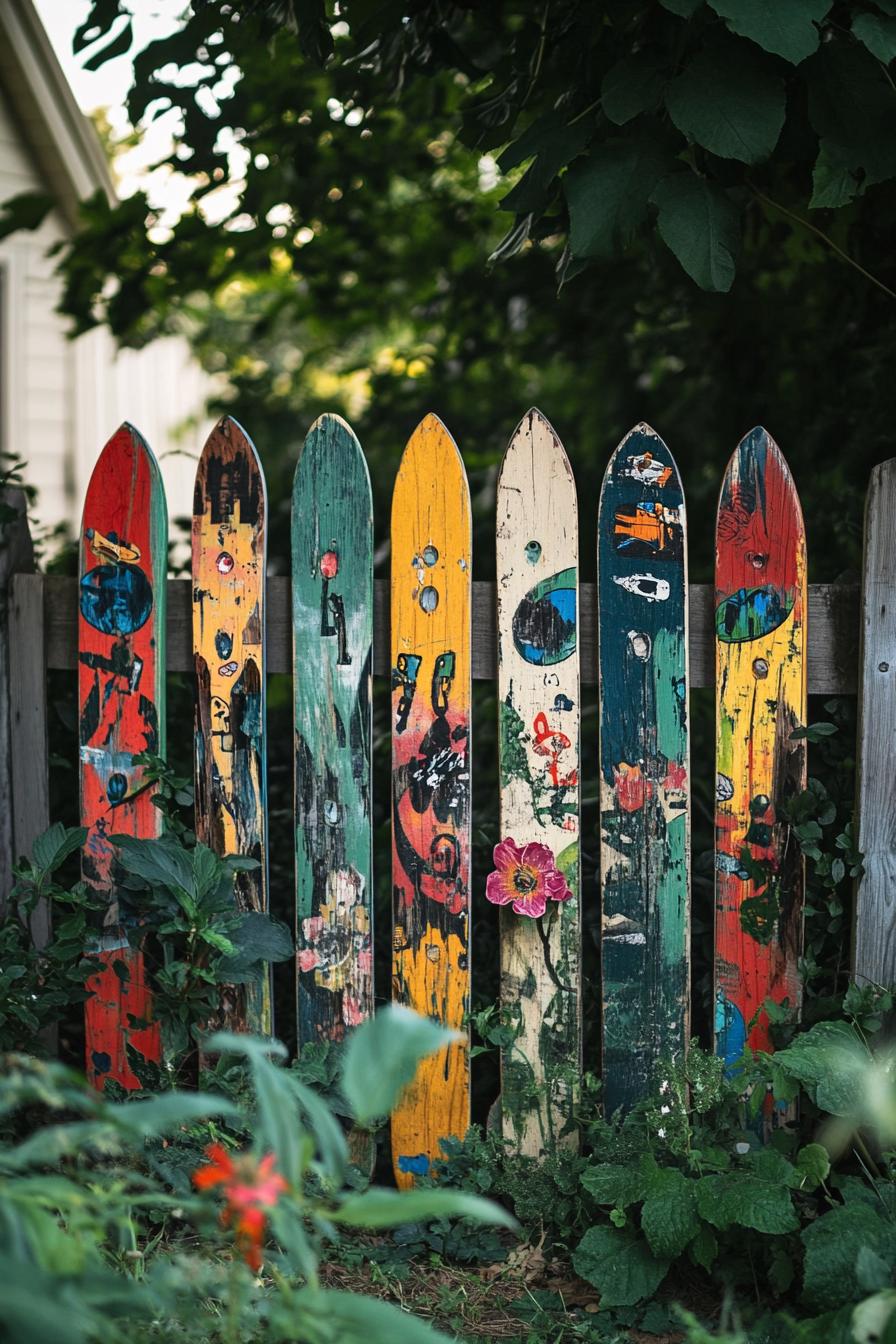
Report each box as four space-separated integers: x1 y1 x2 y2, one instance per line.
34 0 244 226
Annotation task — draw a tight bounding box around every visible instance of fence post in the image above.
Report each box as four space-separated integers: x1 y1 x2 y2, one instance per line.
0 487 37 910
853 458 896 988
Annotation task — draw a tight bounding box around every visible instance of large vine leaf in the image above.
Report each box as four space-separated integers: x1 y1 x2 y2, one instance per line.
640 1167 700 1258
695 1168 799 1234
601 52 668 126
708 0 833 64
665 42 785 164
852 12 896 63
572 1226 669 1306
770 1019 871 1116
650 172 740 292
499 110 594 214
806 40 896 188
565 134 675 260
802 1203 896 1312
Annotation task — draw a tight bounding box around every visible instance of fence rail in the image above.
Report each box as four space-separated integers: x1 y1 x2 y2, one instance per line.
26 575 858 687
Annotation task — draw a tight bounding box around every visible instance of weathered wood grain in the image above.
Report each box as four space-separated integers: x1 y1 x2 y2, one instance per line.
293 414 373 1046
193 415 270 1035
0 489 35 912
598 424 690 1114
390 413 471 1188
853 459 896 987
495 408 581 1156
9 572 50 947
41 578 859 692
714 428 807 1092
79 423 166 1089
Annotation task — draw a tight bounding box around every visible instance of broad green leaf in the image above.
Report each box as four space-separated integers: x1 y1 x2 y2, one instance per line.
31 824 87 875
581 1162 646 1207
572 1225 669 1306
795 1142 831 1189
695 1171 798 1234
111 1090 241 1138
112 834 195 897
689 1223 718 1271
341 1005 459 1125
334 1187 517 1229
565 134 674 260
853 12 896 64
708 0 832 64
665 43 785 164
802 1203 896 1311
651 172 740 292
772 1019 871 1116
288 1288 457 1344
810 145 859 209
640 1168 700 1257
806 41 896 189
499 110 593 214
601 52 668 126
220 912 295 976
856 1247 894 1294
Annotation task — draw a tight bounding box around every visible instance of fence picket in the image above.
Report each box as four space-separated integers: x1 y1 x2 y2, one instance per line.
293 414 374 1045
192 415 270 1035
495 408 581 1156
598 424 690 1113
390 413 471 1187
714 428 806 1082
79 423 166 1089
853 458 896 988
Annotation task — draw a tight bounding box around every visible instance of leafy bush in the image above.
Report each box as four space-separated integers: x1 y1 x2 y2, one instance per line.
0 1008 514 1344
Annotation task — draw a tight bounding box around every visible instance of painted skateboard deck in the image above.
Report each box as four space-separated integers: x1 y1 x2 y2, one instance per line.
192 415 270 1035
598 424 690 1114
79 422 166 1089
715 427 806 1072
390 413 471 1188
494 408 580 1156
293 414 373 1046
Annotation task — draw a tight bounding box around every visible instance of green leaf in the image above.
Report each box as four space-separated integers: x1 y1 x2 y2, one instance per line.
795 1142 831 1189
581 1162 646 1207
601 52 668 126
289 1288 457 1344
572 1226 669 1306
665 42 785 164
651 172 740 292
640 1168 700 1258
565 134 675 260
708 0 832 64
853 13 896 64
113 834 195 896
856 1246 893 1293
219 912 294 978
341 1005 459 1126
334 1187 517 1230
499 110 593 214
772 1019 871 1116
806 41 896 189
689 1223 718 1271
802 1203 896 1311
31 824 87 875
695 1171 798 1234
294 0 335 66
82 16 133 71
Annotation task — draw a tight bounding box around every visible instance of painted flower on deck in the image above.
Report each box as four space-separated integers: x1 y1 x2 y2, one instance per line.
193 1143 287 1272
485 839 572 918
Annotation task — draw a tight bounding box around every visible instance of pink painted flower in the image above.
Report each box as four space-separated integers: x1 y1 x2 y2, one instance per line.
485 839 572 918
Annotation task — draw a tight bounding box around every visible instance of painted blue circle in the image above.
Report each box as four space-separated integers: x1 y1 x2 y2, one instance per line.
79 564 152 636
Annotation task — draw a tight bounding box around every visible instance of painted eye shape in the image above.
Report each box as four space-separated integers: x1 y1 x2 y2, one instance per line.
216 552 235 574
320 549 339 579
421 545 439 566
524 540 542 564
512 567 576 666
419 586 439 613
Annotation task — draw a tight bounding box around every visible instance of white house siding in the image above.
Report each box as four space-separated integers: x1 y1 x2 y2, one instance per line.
0 82 216 555
0 83 73 530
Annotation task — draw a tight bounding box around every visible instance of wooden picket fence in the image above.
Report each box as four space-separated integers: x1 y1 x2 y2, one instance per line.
0 409 888 1185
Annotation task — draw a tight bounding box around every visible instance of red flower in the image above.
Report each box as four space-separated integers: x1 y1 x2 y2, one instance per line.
485 839 572 918
194 1143 287 1272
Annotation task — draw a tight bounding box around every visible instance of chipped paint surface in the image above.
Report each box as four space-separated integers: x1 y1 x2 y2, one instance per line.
79 423 166 1089
715 428 806 1079
293 414 373 1045
390 414 471 1188
598 424 690 1115
496 408 581 1156
192 416 270 1034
